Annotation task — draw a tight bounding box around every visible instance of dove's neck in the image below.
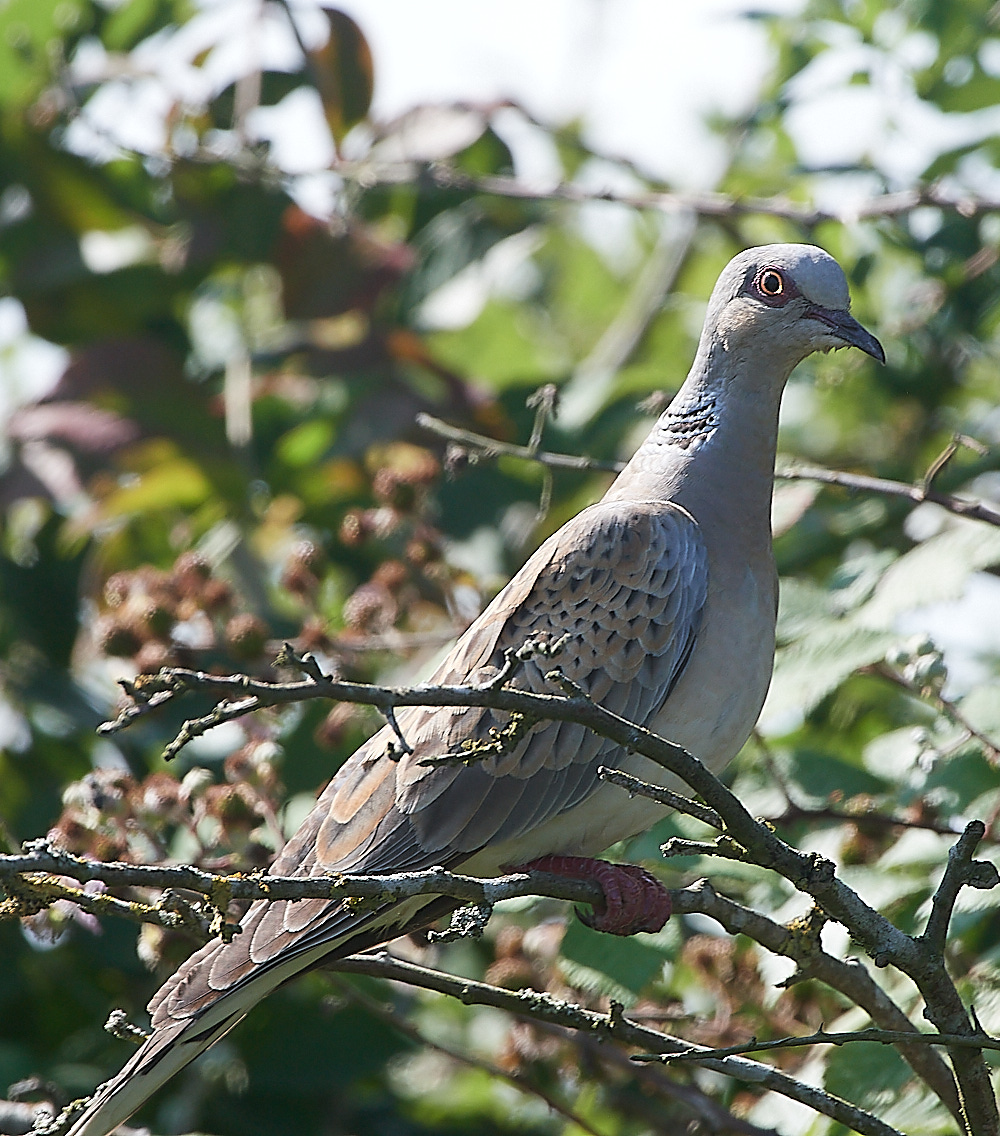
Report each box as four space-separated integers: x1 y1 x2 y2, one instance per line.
602 338 795 544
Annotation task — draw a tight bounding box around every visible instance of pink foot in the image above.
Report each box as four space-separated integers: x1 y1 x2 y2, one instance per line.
516 855 671 936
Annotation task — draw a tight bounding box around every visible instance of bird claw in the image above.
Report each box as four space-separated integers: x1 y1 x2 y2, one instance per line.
516 854 671 936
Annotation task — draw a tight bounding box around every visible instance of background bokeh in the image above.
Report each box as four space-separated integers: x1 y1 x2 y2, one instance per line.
3 1 1000 1133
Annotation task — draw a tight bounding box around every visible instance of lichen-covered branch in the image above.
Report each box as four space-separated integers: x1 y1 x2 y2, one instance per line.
0 843 604 932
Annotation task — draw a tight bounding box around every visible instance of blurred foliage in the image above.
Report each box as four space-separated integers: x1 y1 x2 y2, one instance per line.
2 1 1000 1134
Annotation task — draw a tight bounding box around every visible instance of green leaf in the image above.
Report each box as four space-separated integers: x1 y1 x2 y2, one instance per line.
859 524 1000 628
782 747 889 801
765 622 896 723
276 419 335 467
824 1039 913 1106
863 728 923 781
558 919 667 1002
957 683 1000 737
922 746 997 814
0 0 90 107
101 0 167 51
429 299 564 388
99 458 212 517
776 576 831 643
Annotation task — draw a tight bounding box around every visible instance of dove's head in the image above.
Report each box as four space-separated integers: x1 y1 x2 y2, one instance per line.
702 244 884 378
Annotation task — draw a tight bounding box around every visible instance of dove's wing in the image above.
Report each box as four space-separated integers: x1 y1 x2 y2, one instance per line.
68 499 707 1136
150 498 706 1015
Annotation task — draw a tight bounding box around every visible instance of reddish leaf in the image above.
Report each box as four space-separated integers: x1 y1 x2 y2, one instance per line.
307 9 374 143
274 206 414 320
8 402 140 453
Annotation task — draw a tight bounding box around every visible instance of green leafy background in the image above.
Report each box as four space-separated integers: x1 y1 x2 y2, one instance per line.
2 1 1000 1133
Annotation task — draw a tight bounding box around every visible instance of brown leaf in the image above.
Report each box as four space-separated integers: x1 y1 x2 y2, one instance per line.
308 9 374 142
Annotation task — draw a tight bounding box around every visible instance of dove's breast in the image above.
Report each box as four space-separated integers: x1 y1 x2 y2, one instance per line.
462 553 777 873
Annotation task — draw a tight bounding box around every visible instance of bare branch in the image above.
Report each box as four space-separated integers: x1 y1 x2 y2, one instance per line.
418 412 1000 531
90 654 999 1132
418 411 624 473
919 821 1000 956
777 460 1000 529
335 951 906 1136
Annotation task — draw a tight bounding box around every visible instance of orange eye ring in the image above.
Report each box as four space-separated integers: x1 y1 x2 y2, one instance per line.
758 268 784 297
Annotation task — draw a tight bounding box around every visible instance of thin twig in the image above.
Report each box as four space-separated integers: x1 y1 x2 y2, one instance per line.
597 765 723 829
766 799 963 838
635 1025 1000 1064
778 461 1000 529
524 384 559 531
418 412 624 473
558 1027 779 1136
417 413 1000 530
867 662 1000 764
919 434 988 497
336 162 998 226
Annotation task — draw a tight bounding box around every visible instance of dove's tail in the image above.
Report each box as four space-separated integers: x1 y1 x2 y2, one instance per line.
65 888 456 1136
64 938 326 1136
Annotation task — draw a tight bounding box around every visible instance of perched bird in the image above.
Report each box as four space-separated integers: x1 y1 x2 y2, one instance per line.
67 244 883 1136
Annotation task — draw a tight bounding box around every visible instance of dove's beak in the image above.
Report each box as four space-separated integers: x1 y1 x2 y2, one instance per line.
808 306 885 364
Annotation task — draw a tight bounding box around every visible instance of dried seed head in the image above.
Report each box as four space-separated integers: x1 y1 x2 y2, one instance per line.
171 552 212 598
343 583 396 634
96 616 143 659
225 613 270 660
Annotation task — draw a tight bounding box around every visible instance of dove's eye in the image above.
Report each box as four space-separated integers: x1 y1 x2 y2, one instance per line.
758 269 784 297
